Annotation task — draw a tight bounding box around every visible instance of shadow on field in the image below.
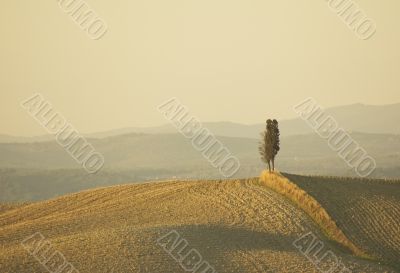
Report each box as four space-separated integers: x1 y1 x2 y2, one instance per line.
136 224 301 272
138 222 297 272
120 224 303 273
169 224 298 252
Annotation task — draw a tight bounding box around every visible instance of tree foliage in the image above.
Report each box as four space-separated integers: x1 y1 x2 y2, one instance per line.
259 119 280 172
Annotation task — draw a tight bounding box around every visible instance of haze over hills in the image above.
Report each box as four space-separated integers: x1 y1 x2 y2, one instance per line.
2 102 400 202
2 102 400 142
1 132 400 173
0 134 54 143
116 102 400 137
1 131 400 202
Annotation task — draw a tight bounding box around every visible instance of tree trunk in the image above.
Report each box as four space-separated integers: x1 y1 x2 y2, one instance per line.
272 159 275 171
267 161 271 173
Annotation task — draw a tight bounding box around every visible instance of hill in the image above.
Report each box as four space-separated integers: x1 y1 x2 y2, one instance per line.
0 168 163 202
86 102 400 137
2 103 400 143
280 103 400 136
285 173 400 270
0 177 396 273
2 132 400 173
1 132 400 202
2 132 400 174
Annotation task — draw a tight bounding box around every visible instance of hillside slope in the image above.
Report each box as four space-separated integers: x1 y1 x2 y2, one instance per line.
0 179 395 273
285 173 400 269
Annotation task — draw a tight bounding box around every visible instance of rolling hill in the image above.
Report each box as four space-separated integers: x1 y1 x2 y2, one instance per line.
2 102 400 143
1 131 400 202
0 175 396 273
1 132 400 173
85 102 400 137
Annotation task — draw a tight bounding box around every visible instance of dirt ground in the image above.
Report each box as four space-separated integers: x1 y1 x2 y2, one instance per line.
0 178 396 273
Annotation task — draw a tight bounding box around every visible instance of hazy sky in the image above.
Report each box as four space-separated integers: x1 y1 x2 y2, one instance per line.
1 0 399 136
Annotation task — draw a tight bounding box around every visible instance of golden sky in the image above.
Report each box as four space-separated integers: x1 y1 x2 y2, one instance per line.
1 0 399 136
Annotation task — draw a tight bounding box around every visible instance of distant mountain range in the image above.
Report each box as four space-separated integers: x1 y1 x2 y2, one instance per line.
2 103 400 143
2 102 400 202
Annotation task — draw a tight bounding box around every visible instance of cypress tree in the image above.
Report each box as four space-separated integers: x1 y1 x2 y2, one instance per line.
259 119 280 172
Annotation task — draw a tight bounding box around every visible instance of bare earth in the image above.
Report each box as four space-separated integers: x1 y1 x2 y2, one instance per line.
0 178 396 273
285 173 400 270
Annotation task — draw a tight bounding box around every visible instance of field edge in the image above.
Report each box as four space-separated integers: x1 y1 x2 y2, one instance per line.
258 171 372 260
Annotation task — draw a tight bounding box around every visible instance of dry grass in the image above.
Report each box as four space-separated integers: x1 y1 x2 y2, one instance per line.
0 202 28 214
259 171 369 258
